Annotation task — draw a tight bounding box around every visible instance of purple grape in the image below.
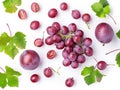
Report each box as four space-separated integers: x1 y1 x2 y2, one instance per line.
52 34 62 43
84 47 93 56
20 50 40 70
82 13 91 23
97 61 107 70
72 9 81 19
45 36 54 45
65 77 74 87
74 29 84 37
65 38 74 47
46 26 58 35
73 35 82 43
44 67 53 78
48 8 58 18
68 23 77 32
64 46 73 53
52 22 61 31
60 2 68 11
73 45 83 54
77 55 86 63
95 23 114 45
68 52 77 61
62 49 69 59
62 58 71 66
83 37 92 47
61 25 69 35
55 41 65 49
71 61 79 69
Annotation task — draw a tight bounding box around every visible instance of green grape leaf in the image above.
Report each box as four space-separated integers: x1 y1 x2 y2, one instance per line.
3 0 22 13
81 66 104 85
91 0 110 18
116 52 120 67
116 29 120 39
0 32 26 59
0 66 21 89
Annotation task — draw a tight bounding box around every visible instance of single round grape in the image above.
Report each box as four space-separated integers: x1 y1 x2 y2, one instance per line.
31 2 40 13
44 67 53 78
20 50 40 70
52 22 61 31
84 47 93 56
30 74 40 83
77 55 86 63
45 36 54 45
30 20 40 30
72 9 81 19
68 52 77 61
18 9 27 20
62 49 69 59
62 58 71 66
48 8 58 18
60 2 68 11
95 23 114 45
65 77 74 87
46 26 58 35
82 13 91 22
64 46 73 54
71 61 79 69
34 38 44 47
52 34 62 43
61 25 69 35
97 61 107 70
73 45 83 55
47 50 57 59
74 29 84 37
83 37 92 47
55 41 65 49
73 35 82 43
68 23 77 32
65 38 74 47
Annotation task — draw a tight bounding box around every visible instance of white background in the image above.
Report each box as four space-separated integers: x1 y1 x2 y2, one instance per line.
0 0 120 90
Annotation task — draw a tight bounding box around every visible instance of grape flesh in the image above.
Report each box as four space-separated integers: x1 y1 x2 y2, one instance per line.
20 50 40 70
18 9 27 20
47 50 57 59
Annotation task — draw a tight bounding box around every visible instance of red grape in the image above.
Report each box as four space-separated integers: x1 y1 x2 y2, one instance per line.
20 50 40 70
97 61 107 70
44 67 53 78
83 37 92 47
62 58 71 66
45 36 54 45
65 77 74 87
47 50 57 59
71 61 79 69
84 47 93 56
48 8 58 18
72 10 81 19
18 9 27 20
82 13 91 23
68 23 77 32
30 74 40 83
52 22 61 31
77 55 86 63
31 2 40 13
60 2 68 11
61 25 69 35
30 20 40 30
46 26 58 35
34 38 44 47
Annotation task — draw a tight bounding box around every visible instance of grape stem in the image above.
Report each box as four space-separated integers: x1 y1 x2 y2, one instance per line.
108 14 117 25
106 49 120 55
6 23 12 36
86 22 90 29
0 66 5 73
49 66 61 75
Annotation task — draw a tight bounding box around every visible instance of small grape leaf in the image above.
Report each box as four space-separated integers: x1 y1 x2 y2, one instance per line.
3 0 22 13
0 32 26 59
81 66 104 85
91 0 110 18
0 66 21 89
116 29 120 39
116 52 120 67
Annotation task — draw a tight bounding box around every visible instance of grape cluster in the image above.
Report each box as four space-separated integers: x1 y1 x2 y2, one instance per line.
45 22 93 69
